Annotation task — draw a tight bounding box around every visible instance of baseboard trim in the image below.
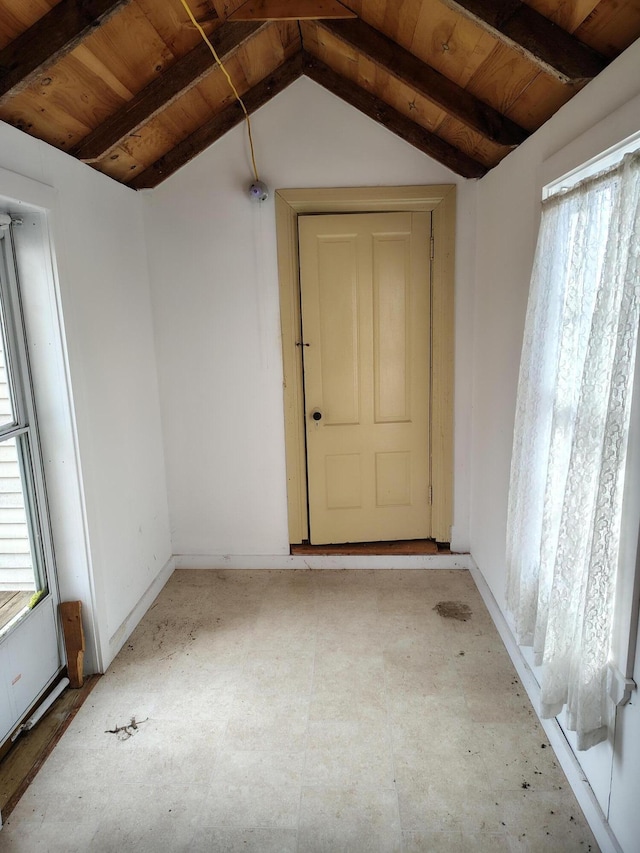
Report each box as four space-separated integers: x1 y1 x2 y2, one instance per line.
174 553 471 570
467 557 623 853
105 556 175 669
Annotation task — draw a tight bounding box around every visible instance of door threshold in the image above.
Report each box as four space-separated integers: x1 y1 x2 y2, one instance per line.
0 675 100 821
291 539 451 556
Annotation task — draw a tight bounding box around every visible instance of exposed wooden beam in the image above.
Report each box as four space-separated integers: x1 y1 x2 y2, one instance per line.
439 0 607 83
0 0 131 106
318 18 527 148
71 21 266 163
229 0 356 19
303 54 486 179
129 52 305 190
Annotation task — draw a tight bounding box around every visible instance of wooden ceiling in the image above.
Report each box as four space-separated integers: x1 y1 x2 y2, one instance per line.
0 0 639 189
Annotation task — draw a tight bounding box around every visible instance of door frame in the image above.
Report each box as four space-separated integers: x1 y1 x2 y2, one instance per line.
275 185 455 544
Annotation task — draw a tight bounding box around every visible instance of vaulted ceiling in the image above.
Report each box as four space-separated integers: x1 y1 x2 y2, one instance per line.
1 0 639 189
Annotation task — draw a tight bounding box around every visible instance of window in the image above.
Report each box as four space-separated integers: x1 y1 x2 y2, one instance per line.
506 150 640 750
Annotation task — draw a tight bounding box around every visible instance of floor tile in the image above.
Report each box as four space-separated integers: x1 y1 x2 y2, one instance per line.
394 750 501 832
500 790 599 850
402 830 512 852
87 783 206 852
0 819 100 853
298 786 402 852
474 721 566 792
190 827 298 852
304 719 395 788
387 693 473 756
202 750 304 828
240 645 315 695
224 691 310 750
383 643 459 696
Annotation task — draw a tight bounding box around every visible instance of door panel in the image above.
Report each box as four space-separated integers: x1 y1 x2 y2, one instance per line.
317 235 359 425
1 596 59 741
374 234 411 423
299 211 431 544
0 220 61 746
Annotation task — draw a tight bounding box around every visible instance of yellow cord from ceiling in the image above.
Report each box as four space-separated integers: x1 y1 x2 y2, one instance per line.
178 0 260 182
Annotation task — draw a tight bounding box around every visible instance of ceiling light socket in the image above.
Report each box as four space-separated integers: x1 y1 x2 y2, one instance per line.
248 180 269 202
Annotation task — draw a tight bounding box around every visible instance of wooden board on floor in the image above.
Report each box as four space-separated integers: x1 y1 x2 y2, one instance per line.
0 675 99 820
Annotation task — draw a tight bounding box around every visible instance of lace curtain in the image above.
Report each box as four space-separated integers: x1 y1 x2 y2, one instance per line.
506 151 640 751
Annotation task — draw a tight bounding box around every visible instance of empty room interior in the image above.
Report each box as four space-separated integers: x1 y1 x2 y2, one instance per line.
0 1 639 850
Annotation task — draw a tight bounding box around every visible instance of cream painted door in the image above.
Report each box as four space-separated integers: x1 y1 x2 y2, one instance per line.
298 211 431 544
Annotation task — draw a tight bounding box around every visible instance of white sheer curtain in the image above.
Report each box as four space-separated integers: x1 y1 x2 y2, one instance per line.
506 151 640 750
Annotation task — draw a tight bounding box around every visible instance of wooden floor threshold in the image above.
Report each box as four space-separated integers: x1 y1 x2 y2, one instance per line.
291 538 451 556
0 675 100 822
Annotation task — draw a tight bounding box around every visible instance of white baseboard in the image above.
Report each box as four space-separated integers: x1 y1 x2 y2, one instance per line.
174 553 471 570
105 556 175 670
468 558 623 853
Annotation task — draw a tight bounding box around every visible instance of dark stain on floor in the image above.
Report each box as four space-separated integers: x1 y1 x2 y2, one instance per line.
433 600 472 621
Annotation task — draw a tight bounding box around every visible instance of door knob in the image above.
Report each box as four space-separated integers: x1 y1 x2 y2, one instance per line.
311 410 322 421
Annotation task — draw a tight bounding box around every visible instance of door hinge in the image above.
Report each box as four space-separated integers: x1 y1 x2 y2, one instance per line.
0 214 22 232
428 485 433 504
430 234 435 261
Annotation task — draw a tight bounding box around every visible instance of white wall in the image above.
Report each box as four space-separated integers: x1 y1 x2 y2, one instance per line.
0 122 172 672
470 38 640 853
144 76 476 558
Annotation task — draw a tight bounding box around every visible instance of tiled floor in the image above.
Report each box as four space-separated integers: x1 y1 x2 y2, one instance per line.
1 569 599 852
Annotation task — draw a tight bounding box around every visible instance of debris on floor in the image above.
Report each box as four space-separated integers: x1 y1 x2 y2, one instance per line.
433 600 472 620
105 716 148 740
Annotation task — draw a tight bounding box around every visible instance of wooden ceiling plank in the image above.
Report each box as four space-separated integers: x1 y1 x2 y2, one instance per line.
317 18 528 147
438 0 608 82
504 68 576 130
304 22 451 135
371 62 449 136
195 59 244 111
133 0 207 59
465 41 539 116
71 21 267 162
228 0 357 20
272 19 305 53
574 0 640 58
381 0 422 50
120 84 216 165
0 0 132 106
239 21 288 84
524 0 599 34
0 1 55 51
347 0 384 30
409 2 497 88
303 53 487 179
435 113 508 168
72 43 134 101
94 142 147 181
128 51 305 189
81 1 177 94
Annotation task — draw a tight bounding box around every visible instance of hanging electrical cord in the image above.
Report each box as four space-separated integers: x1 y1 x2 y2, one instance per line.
178 0 260 182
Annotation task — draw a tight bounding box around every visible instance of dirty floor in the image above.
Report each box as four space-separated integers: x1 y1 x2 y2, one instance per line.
1 569 599 852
